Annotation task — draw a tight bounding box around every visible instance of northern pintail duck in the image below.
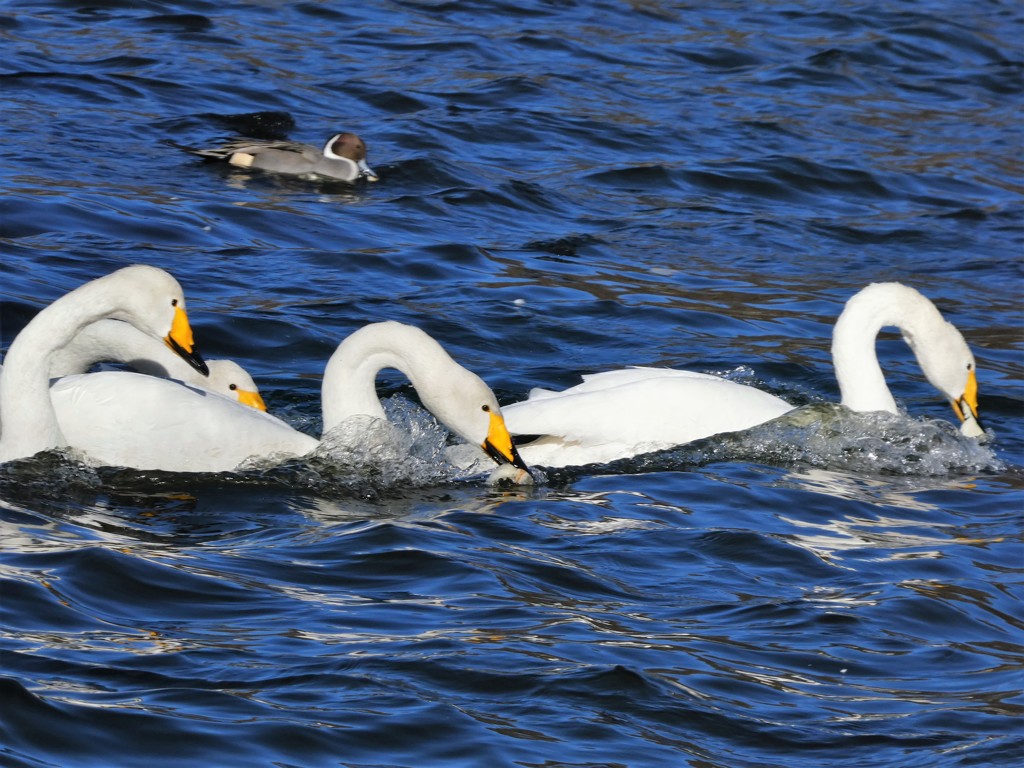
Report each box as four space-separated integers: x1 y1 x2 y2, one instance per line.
191 132 378 182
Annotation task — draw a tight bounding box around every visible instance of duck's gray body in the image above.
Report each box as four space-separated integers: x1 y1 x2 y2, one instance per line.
192 132 377 182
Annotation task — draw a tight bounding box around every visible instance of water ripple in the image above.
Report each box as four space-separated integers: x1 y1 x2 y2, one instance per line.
2 0 1022 766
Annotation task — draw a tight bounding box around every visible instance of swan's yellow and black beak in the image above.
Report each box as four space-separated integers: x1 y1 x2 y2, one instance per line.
482 410 529 471
236 388 267 412
951 367 985 437
164 304 209 377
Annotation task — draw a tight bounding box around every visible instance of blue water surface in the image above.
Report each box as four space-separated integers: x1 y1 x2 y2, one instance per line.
1 1 1022 766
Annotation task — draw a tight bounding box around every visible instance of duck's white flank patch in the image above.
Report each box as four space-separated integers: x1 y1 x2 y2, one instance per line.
229 153 255 168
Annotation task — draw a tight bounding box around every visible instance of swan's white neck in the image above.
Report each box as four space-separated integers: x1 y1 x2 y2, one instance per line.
831 282 947 414
0 272 139 460
49 319 185 380
320 322 451 435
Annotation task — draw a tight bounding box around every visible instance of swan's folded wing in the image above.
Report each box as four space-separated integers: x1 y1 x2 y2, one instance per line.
578 366 725 390
524 367 725 402
504 373 795 451
50 371 318 472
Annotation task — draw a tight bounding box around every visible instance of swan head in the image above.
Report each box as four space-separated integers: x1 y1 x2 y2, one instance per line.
419 367 529 472
207 360 267 411
905 319 984 437
108 265 209 377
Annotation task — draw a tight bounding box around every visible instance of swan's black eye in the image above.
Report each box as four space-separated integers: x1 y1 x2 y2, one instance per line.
481 404 491 413
171 298 178 307
229 383 237 391
967 363 973 371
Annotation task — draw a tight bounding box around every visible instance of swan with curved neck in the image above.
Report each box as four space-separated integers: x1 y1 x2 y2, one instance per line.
321 322 525 469
502 282 984 468
831 282 981 430
0 265 208 463
46 321 527 474
47 319 266 410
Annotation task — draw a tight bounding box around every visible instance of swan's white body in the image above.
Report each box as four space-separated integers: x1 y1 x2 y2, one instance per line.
51 371 315 470
504 368 793 467
503 282 984 468
30 321 525 473
0 265 208 464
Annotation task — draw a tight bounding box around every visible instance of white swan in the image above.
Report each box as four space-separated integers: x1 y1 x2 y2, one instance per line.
47 321 528 474
503 368 793 468
0 265 209 464
0 359 262 437
830 282 982 434
0 318 263 436
48 319 266 411
503 282 984 468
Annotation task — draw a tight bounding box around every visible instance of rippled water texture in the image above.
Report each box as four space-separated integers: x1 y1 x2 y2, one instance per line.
1 1 1022 767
